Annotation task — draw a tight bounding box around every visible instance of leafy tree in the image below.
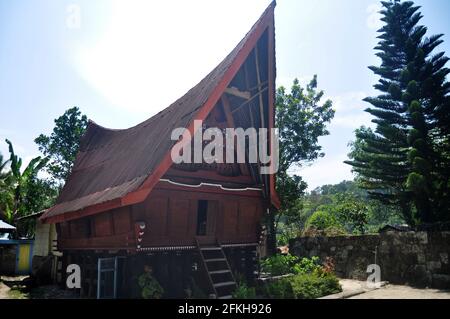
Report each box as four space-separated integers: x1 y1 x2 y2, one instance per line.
277 76 335 175
269 76 334 253
19 177 58 237
366 199 405 233
305 210 343 232
2 140 49 234
275 174 307 236
35 107 88 185
297 180 403 236
345 0 450 225
334 194 369 234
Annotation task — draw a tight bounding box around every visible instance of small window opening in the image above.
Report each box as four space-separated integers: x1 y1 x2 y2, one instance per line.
196 200 208 236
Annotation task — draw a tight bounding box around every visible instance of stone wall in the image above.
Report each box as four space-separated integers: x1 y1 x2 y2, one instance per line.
290 231 450 289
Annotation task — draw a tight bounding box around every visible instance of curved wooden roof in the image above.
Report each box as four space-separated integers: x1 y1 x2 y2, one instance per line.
41 1 277 223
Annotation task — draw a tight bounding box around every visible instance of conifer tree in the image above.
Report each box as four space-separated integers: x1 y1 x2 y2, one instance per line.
346 0 450 225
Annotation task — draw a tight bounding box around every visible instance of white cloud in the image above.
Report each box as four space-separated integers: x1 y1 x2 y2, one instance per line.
366 3 383 30
326 91 375 129
329 91 366 112
72 0 268 115
332 112 374 129
289 153 354 191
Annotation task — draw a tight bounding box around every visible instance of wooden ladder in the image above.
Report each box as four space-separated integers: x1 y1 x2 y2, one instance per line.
196 239 237 299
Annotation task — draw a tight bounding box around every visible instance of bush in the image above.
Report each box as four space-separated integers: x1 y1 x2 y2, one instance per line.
290 273 341 299
261 254 323 276
138 272 164 299
232 281 256 299
260 256 342 299
261 254 299 276
262 272 342 299
292 256 322 275
305 210 343 231
261 278 294 299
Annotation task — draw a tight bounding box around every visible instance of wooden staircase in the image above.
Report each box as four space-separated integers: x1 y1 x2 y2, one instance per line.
196 239 237 299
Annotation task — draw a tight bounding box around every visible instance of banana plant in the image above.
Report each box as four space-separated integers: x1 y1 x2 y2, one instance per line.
0 152 10 179
0 152 12 221
4 139 48 225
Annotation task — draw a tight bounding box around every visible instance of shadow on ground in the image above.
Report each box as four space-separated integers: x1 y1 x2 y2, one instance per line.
0 276 79 299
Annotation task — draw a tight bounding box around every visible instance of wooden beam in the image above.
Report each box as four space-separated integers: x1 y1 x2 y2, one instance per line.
254 46 265 130
230 86 268 115
221 95 236 130
243 60 262 187
221 95 250 176
268 17 281 209
254 44 269 199
225 87 251 100
267 21 276 206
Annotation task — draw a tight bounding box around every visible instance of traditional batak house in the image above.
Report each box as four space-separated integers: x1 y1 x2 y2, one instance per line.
41 2 279 299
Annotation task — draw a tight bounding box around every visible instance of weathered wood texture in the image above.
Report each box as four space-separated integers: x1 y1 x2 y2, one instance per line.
57 179 265 251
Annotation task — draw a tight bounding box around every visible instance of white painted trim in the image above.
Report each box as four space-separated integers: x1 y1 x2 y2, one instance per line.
159 178 262 193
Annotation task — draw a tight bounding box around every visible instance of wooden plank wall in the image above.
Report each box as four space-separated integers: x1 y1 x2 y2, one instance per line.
57 183 265 250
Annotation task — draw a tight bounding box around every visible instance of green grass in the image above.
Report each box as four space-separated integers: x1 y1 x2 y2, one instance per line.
7 287 29 299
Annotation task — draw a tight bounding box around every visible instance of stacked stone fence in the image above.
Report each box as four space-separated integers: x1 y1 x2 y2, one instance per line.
289 231 450 289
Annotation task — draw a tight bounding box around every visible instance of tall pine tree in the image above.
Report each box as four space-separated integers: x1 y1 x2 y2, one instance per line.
346 0 450 225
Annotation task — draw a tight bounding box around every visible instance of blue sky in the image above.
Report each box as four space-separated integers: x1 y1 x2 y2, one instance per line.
0 0 449 190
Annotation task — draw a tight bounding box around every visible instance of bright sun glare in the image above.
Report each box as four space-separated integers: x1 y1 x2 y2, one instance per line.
74 0 266 115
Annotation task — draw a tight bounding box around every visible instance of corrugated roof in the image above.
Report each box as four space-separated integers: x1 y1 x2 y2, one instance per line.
41 1 276 223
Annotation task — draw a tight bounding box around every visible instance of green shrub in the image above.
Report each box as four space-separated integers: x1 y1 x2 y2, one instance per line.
292 256 322 275
318 273 342 294
305 210 343 231
261 254 323 276
290 273 341 299
232 281 256 299
261 278 294 299
260 256 342 299
289 274 323 299
261 273 341 299
138 272 164 299
261 254 299 276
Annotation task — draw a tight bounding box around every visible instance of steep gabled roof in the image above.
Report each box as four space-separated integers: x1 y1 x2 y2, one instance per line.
41 1 277 224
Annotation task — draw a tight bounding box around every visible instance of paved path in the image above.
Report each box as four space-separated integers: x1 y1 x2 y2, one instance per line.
323 279 450 299
0 281 11 299
349 284 450 299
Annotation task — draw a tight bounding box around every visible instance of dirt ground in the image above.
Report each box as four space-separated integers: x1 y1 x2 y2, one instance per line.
0 276 78 299
2 275 450 299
